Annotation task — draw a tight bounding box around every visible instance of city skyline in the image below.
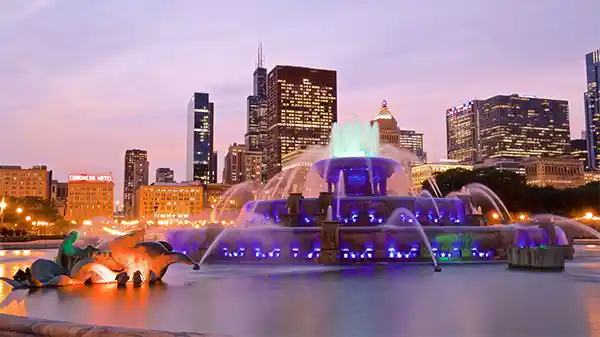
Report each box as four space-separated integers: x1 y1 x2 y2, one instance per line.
1 0 598 199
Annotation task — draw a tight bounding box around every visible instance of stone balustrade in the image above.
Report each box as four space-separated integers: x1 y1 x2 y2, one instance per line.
0 314 230 337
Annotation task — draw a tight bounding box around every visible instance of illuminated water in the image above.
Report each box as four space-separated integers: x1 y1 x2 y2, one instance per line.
329 119 380 158
3 248 600 336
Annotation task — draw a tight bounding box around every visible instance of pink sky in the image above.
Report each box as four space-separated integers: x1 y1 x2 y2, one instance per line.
1 0 598 199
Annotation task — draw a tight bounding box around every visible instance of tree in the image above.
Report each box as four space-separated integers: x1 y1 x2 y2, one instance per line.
422 167 600 217
1 196 63 229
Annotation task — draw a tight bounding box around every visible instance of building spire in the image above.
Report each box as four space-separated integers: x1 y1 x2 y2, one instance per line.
257 41 265 68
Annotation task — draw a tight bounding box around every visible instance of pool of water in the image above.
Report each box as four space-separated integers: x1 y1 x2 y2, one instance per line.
1 247 600 337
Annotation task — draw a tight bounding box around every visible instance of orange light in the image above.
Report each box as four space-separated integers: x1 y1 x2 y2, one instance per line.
491 213 499 220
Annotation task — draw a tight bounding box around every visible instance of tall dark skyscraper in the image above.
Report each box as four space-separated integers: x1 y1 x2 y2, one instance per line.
446 94 570 163
123 149 149 217
265 65 337 179
187 93 216 184
584 49 600 169
246 44 268 153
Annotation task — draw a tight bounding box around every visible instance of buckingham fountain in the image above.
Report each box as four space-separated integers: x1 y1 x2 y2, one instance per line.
167 119 577 270
0 119 586 290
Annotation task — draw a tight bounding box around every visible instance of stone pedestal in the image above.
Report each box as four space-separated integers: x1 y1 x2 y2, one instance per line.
284 193 303 227
318 220 340 265
317 192 333 215
507 246 565 271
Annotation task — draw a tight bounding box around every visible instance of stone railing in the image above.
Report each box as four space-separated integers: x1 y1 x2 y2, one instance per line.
0 314 230 337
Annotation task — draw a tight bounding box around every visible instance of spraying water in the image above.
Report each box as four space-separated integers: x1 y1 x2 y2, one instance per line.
329 118 380 158
197 229 228 266
427 177 443 198
531 214 600 240
462 187 506 221
384 208 438 268
464 183 513 222
419 190 441 219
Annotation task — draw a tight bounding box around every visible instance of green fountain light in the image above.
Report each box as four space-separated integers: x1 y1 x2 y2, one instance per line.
329 120 381 158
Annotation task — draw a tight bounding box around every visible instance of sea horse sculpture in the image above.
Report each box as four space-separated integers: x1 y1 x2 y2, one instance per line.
0 229 199 289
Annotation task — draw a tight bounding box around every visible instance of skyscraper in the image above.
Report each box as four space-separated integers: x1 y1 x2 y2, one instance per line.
446 100 481 164
446 95 570 163
478 94 570 159
370 100 426 162
187 92 216 184
223 143 246 185
123 149 149 217
265 65 337 179
398 130 426 163
246 44 268 153
155 168 174 183
570 138 588 169
585 49 600 169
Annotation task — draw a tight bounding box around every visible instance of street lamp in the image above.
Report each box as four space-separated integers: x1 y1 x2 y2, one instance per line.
16 207 23 214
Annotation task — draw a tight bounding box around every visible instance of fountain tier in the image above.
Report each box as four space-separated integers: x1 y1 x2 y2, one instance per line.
313 157 400 197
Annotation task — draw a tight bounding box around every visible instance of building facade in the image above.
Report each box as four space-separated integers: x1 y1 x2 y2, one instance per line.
155 168 175 183
479 94 570 160
66 174 114 223
410 161 473 192
123 149 149 217
0 165 52 200
585 49 600 169
446 101 481 164
223 143 246 185
223 143 263 185
570 138 588 170
187 92 217 184
50 180 68 216
473 156 525 175
447 95 570 164
264 65 337 179
371 101 426 162
136 182 203 220
524 157 584 189
398 130 426 163
584 170 600 185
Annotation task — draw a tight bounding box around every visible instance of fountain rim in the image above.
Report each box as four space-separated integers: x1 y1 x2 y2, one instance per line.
312 156 402 178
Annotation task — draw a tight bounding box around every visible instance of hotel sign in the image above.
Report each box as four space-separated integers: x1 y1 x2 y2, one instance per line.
69 174 113 183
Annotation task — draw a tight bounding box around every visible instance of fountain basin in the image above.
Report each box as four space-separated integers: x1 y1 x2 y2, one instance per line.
312 157 401 196
167 225 565 265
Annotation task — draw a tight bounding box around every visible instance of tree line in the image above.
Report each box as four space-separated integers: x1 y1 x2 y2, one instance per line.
422 167 600 217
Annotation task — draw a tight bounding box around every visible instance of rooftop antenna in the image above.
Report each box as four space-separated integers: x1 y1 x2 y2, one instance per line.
257 41 265 68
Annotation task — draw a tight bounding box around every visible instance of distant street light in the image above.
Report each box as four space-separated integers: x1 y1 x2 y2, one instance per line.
16 207 23 214
25 216 32 222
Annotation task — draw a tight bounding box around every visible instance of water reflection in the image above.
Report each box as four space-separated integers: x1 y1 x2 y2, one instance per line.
0 249 600 336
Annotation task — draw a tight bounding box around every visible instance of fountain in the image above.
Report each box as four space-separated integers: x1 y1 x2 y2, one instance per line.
167 119 600 268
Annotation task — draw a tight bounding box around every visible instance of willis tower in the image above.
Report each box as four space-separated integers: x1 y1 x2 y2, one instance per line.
245 43 268 181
